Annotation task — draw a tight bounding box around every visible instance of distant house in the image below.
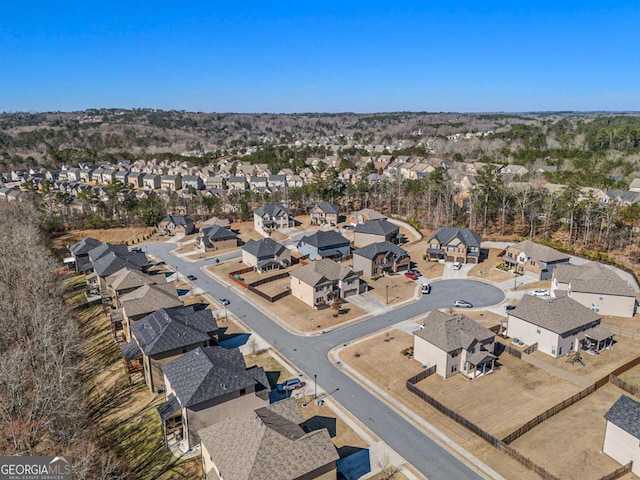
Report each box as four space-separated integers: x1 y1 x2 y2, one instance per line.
127 306 219 393
249 176 268 191
289 258 362 307
267 174 286 190
201 216 230 229
350 208 386 225
205 176 226 190
161 175 183 191
198 225 238 252
353 219 400 247
297 230 350 260
629 178 640 193
413 310 496 380
198 398 339 480
142 173 161 190
253 204 295 237
158 215 196 236
101 169 116 184
127 171 145 188
78 168 94 183
182 175 205 191
603 395 640 476
426 227 481 264
114 170 129 185
552 262 637 317
242 238 291 273
501 240 570 280
353 241 410 277
311 201 339 226
120 282 183 341
227 176 248 191
157 346 269 451
506 295 611 358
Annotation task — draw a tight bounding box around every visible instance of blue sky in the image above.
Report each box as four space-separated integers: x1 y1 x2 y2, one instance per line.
1 1 639 113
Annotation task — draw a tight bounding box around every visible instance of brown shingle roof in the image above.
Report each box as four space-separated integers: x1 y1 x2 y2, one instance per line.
120 282 182 318
414 310 494 353
511 240 570 263
198 399 338 480
289 258 359 287
107 267 158 292
509 295 601 335
554 263 636 297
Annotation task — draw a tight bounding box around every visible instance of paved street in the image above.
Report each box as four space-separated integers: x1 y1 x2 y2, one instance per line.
145 242 505 480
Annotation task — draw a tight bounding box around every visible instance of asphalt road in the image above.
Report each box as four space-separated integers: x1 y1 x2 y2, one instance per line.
144 242 505 480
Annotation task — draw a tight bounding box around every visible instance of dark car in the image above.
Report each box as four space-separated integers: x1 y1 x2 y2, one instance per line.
343 225 355 230
409 268 422 277
219 298 230 306
506 305 517 311
187 274 197 281
454 299 473 308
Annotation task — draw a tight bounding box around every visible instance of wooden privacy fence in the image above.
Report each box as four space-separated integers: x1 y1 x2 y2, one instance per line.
597 462 633 480
249 271 290 287
609 375 640 399
248 285 291 303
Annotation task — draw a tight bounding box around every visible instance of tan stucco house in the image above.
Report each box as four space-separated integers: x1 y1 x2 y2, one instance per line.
552 262 637 317
352 241 410 277
603 395 640 476
311 201 339 225
413 310 496 380
501 240 570 280
158 346 270 451
506 295 612 358
198 398 339 480
253 204 295 237
242 238 291 273
426 227 481 264
158 215 196 236
289 259 363 307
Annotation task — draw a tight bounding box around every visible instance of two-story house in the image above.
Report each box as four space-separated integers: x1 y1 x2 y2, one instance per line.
311 201 339 226
353 219 400 248
353 241 410 277
426 227 481 264
241 238 291 273
289 259 363 307
297 230 351 261
158 215 196 236
253 204 295 237
157 346 269 450
142 173 161 190
198 225 239 252
413 310 496 379
501 240 570 280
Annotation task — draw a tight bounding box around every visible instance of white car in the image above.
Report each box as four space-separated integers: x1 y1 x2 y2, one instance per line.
452 262 463 270
530 289 550 297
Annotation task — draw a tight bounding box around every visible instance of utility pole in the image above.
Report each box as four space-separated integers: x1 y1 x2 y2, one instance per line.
314 374 317 400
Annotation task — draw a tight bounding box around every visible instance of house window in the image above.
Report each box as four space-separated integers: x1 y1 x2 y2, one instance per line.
239 388 246 396
536 326 541 334
599 295 604 301
447 246 454 252
451 366 457 373
531 261 536 266
592 304 600 313
551 346 556 355
430 243 438 249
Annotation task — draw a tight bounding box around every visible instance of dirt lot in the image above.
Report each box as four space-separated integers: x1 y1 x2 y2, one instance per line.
511 384 636 480
51 226 155 258
468 248 514 283
513 279 552 293
602 315 640 340
338 328 588 480
457 310 505 329
233 221 265 243
403 240 446 279
364 273 419 305
528 334 640 381
619 364 640 385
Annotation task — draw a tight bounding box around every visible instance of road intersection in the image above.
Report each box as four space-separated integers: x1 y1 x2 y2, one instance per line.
145 241 506 480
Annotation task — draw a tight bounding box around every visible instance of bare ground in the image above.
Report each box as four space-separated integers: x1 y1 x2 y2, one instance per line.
51 227 155 258
468 248 514 283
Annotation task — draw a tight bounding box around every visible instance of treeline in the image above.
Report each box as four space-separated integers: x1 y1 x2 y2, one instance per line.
0 201 127 479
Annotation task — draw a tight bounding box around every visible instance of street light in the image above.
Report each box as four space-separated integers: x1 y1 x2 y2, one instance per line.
314 374 317 400
386 285 389 305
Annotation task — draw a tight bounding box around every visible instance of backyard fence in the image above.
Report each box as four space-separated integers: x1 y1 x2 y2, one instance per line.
406 370 559 480
597 462 633 480
610 355 640 377
248 285 291 303
523 343 538 354
228 267 253 288
505 345 522 359
249 271 290 287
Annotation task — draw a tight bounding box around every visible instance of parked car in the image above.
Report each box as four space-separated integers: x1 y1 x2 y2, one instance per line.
530 289 550 297
506 305 517 311
452 262 463 270
421 283 431 294
219 297 230 306
343 225 355 230
404 271 418 280
187 274 197 281
277 378 305 392
409 268 422 277
454 299 473 308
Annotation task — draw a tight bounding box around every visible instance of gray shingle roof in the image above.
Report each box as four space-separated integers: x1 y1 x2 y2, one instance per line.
428 227 481 248
201 225 237 242
68 237 102 256
289 258 359 286
509 295 601 335
198 398 338 480
315 201 338 214
161 215 193 227
298 230 349 249
157 394 181 422
605 395 640 439
353 241 408 261
510 240 570 263
242 238 286 259
91 252 143 278
254 203 293 218
414 310 494 352
354 218 399 236
162 347 269 407
87 243 129 263
131 306 217 356
554 263 636 297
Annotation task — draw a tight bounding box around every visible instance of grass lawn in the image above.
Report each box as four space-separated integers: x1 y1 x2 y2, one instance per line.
70 275 200 479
